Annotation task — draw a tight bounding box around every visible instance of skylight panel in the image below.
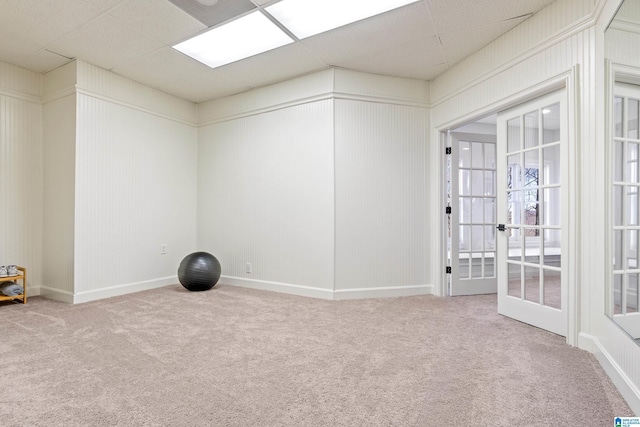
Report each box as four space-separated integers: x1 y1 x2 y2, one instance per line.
266 0 420 39
173 11 294 69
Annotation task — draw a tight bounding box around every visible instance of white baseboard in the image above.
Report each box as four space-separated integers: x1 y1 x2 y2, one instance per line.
39 286 74 303
220 276 334 300
221 276 434 301
333 284 433 300
579 332 640 415
71 276 178 304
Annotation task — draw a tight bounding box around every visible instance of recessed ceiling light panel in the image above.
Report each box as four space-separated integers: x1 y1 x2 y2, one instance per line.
266 0 421 39
173 11 294 69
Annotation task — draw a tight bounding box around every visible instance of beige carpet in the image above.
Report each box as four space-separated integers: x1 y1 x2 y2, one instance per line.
0 284 633 426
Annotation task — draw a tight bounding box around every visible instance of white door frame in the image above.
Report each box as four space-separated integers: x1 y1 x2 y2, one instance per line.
438 67 579 346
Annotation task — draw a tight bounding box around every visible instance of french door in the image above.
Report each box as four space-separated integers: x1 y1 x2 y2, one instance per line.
496 89 568 336
448 133 497 296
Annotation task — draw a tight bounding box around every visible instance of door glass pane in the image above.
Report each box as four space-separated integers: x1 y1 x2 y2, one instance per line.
485 225 496 250
507 155 521 188
459 170 471 195
472 170 484 195
542 103 560 144
542 188 560 226
627 230 639 269
460 197 471 223
524 191 539 226
628 143 639 183
508 263 521 298
629 99 639 140
613 185 623 226
614 96 623 138
525 229 540 265
471 225 484 251
470 255 483 279
525 150 539 180
484 198 495 223
614 274 623 314
524 111 539 149
614 140 624 182
485 143 496 169
507 191 521 225
459 141 471 167
472 198 483 222
484 171 495 195
459 252 470 279
543 145 560 185
543 230 561 268
524 265 540 303
543 269 561 309
460 225 470 251
507 118 521 153
627 186 639 226
472 142 484 168
484 254 495 278
614 229 624 270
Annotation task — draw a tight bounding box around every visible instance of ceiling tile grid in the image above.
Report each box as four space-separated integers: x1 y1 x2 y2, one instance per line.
0 0 560 102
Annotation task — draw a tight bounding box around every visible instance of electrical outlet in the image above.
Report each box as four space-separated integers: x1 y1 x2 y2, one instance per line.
161 244 167 255
246 263 252 274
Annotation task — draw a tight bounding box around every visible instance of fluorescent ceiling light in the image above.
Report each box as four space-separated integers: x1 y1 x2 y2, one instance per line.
266 0 420 39
173 11 294 69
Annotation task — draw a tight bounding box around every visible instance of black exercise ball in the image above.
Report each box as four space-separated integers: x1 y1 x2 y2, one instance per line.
178 251 221 291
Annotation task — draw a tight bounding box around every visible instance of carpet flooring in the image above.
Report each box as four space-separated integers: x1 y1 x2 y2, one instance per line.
0 284 633 426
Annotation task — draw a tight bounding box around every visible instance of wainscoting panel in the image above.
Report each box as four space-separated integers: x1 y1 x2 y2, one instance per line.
74 93 198 296
0 93 43 293
334 99 428 291
42 93 76 297
198 100 335 291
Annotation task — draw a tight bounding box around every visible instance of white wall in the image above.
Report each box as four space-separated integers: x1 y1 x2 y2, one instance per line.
197 69 429 299
64 61 198 303
0 62 43 294
42 62 77 299
198 97 335 298
198 71 338 299
334 99 428 297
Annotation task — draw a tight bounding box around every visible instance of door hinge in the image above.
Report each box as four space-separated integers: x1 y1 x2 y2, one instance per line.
446 266 452 274
445 147 452 155
445 206 452 215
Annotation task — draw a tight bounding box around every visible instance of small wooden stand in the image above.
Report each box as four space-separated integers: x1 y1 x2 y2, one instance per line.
0 266 26 304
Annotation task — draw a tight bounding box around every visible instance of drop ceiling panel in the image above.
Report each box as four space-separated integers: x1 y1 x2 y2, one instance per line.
426 0 554 36
0 0 103 48
439 17 529 67
108 0 207 45
333 36 448 81
47 14 165 71
112 47 214 92
160 43 327 102
301 2 435 65
167 0 256 27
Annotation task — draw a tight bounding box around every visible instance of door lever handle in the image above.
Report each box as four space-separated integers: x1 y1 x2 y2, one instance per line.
496 224 506 232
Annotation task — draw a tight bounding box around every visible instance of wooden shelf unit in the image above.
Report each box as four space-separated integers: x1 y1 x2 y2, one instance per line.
0 266 26 304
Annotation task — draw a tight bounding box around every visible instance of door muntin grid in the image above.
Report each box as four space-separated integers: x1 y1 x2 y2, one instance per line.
458 139 497 281
612 89 640 316
505 102 562 309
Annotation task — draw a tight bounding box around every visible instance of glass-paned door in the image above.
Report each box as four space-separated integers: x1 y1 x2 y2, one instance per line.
449 133 497 296
611 82 640 339
496 90 567 336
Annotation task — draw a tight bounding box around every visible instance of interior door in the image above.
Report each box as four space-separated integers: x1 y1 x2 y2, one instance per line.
496 89 567 336
449 133 497 296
